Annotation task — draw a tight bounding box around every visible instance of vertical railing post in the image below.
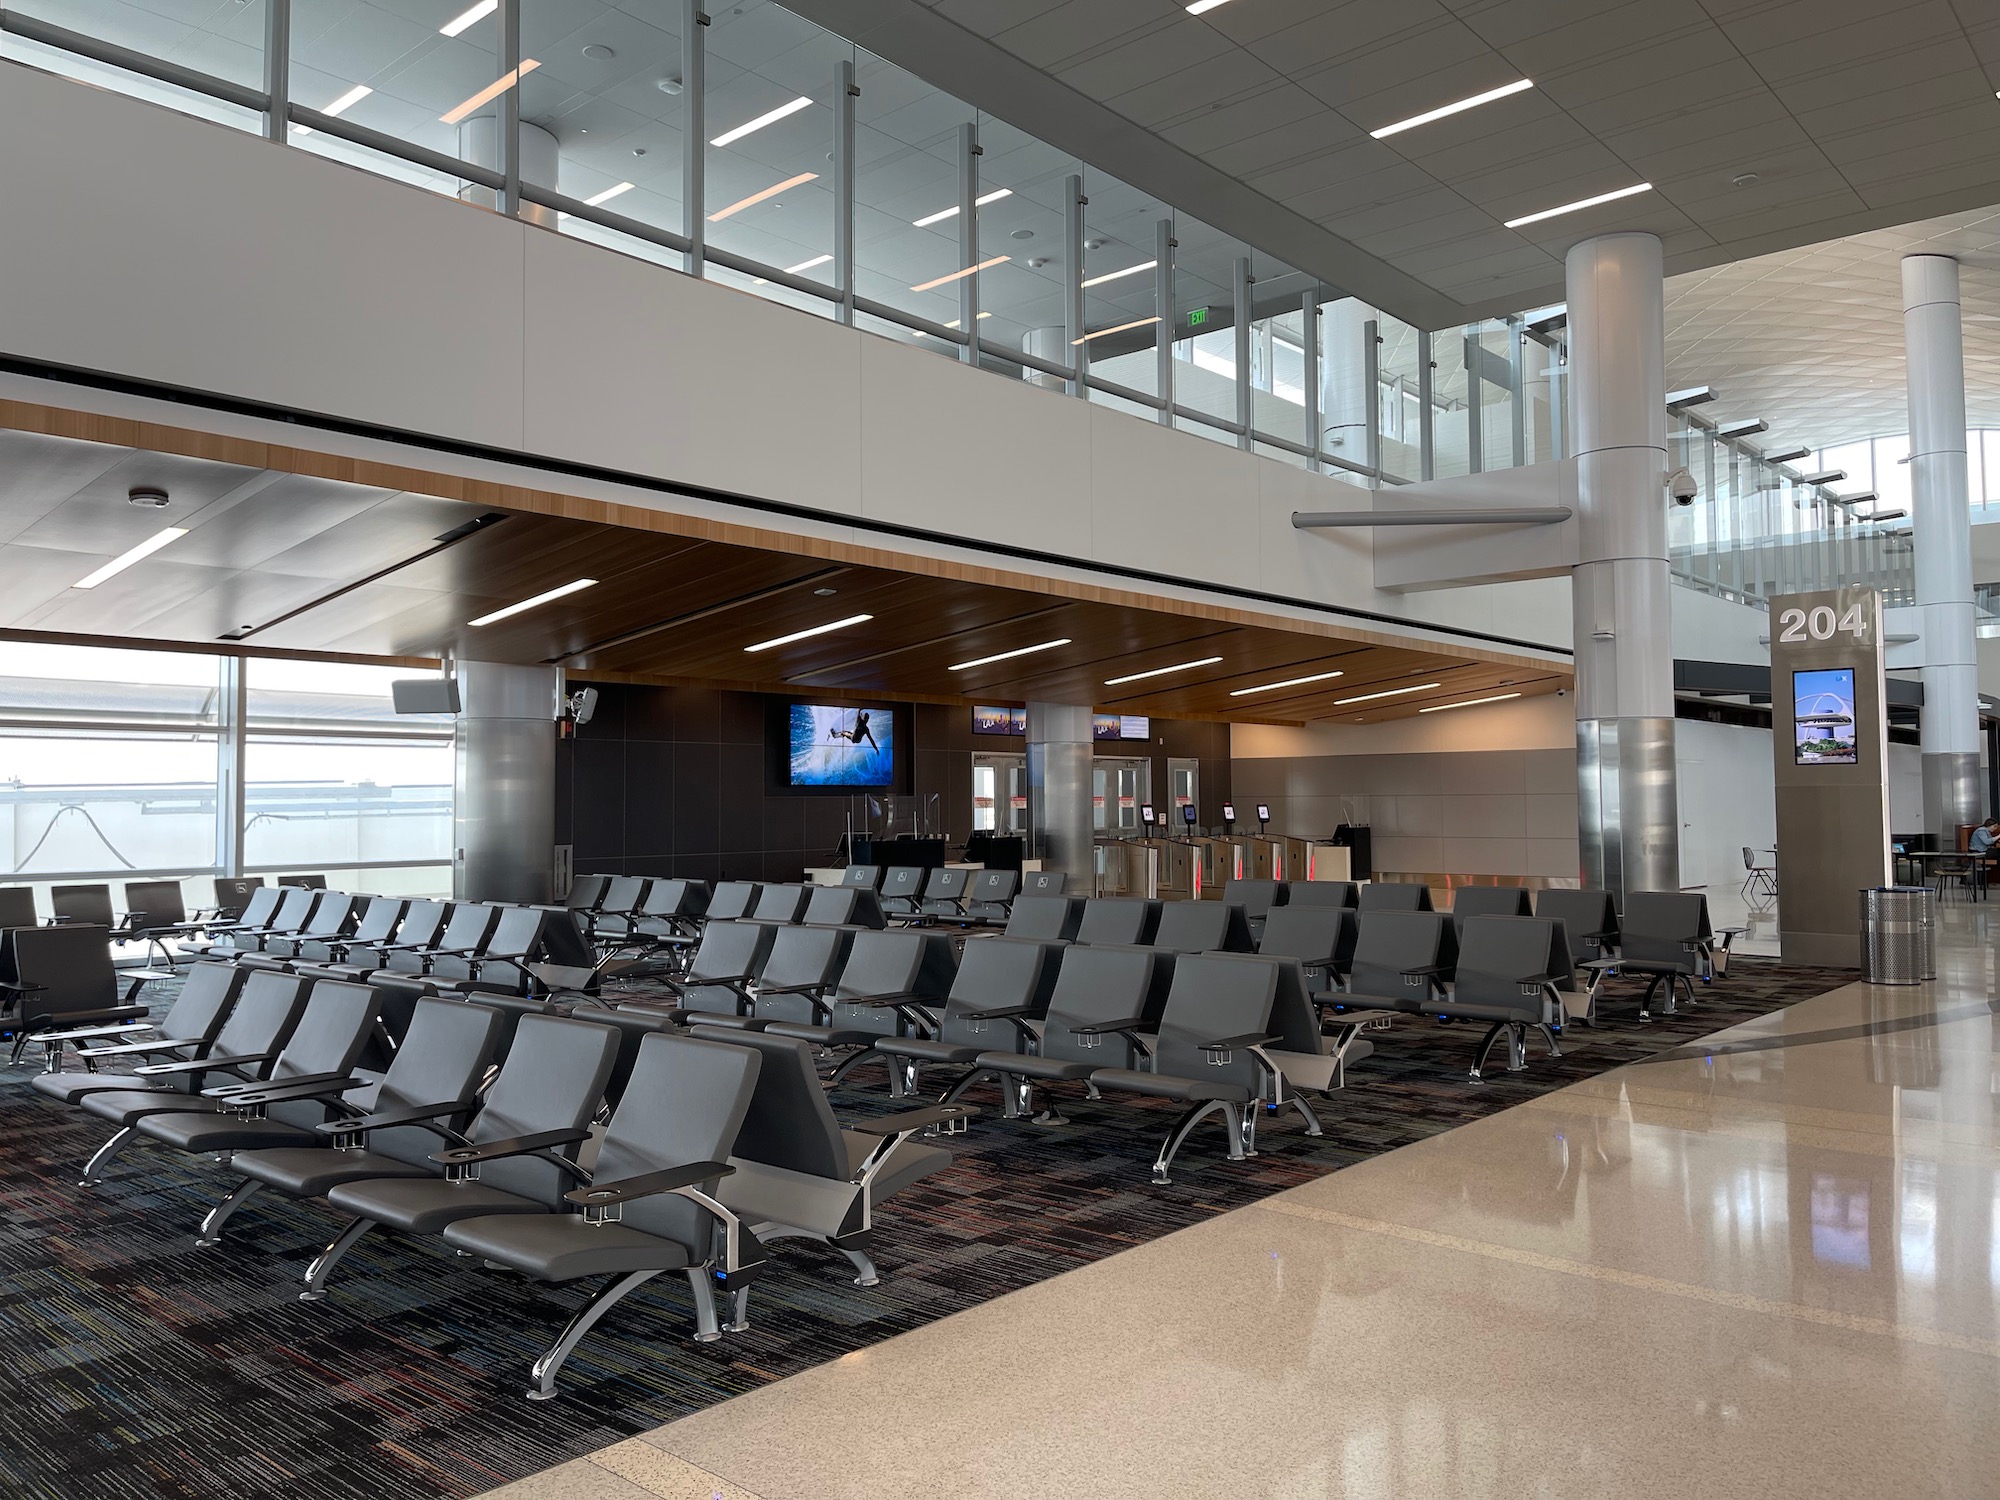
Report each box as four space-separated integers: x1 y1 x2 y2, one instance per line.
1363 317 1381 486
262 0 290 143
1233 256 1252 451
1418 329 1435 480
1153 218 1174 425
218 657 246 879
1063 173 1085 395
833 57 856 325
499 0 521 217
957 121 978 365
1302 290 1320 471
1509 315 1526 468
1465 330 1484 473
682 0 707 276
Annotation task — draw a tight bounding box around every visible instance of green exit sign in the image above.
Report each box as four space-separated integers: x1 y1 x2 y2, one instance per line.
1187 307 1208 327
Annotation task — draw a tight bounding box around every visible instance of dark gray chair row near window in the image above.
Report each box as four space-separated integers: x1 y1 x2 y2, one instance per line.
3 923 175 1065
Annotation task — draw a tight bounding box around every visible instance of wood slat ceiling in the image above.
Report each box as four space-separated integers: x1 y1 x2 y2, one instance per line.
0 421 1568 725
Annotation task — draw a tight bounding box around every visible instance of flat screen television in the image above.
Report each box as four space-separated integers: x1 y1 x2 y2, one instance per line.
1092 713 1152 741
787 703 896 787
972 705 1027 736
1793 668 1857 765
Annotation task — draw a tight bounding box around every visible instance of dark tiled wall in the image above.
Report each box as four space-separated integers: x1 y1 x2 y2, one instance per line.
556 683 1231 883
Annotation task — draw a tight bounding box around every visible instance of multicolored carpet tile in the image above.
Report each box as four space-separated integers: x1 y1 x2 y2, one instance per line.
0 960 1837 1499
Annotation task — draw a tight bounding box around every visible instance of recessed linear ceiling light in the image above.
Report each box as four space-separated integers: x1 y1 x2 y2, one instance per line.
911 188 1013 228
1419 692 1521 714
295 83 371 136
1073 315 1161 345
911 255 1009 293
1369 78 1533 139
949 638 1072 672
72 527 189 589
1185 0 1236 13
1717 418 1767 439
1334 681 1442 705
468 578 598 627
709 96 813 148
1504 182 1652 230
440 0 496 37
1080 259 1156 289
744 613 874 653
1763 445 1812 464
708 172 818 222
1104 655 1223 686
754 253 833 285
1228 668 1345 698
558 181 635 220
441 60 539 125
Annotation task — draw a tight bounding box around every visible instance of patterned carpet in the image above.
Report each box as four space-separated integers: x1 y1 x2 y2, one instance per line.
0 960 1839 1500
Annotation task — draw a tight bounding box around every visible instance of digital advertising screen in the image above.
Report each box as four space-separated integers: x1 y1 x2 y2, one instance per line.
1092 713 1152 741
1792 668 1858 766
788 704 896 787
972 705 1027 736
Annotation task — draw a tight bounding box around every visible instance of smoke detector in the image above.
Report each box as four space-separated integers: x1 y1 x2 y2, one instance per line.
127 486 170 508
658 77 683 95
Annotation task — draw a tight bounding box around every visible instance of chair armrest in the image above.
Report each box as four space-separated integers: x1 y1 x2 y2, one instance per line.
562 1161 734 1208
1401 964 1453 977
1069 1015 1152 1037
754 981 829 997
32 1019 157 1045
1198 1032 1278 1056
431 1128 591 1167
314 1100 470 1136
76 1035 198 1060
0 979 46 994
960 1005 1035 1021
136 1049 279 1077
852 1103 979 1138
204 1073 367 1105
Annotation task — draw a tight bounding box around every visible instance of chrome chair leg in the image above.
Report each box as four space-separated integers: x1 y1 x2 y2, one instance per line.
1152 1099 1227 1185
80 1125 137 1187
840 1244 880 1287
195 1176 264 1246
300 1215 375 1300
527 1269 663 1401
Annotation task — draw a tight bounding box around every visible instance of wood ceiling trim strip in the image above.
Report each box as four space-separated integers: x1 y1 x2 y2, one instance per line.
0 400 1566 676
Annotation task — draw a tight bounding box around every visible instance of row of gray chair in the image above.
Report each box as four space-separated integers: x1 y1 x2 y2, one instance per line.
17 960 971 1400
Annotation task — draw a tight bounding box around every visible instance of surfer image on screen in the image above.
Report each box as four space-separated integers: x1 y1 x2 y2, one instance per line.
827 709 878 751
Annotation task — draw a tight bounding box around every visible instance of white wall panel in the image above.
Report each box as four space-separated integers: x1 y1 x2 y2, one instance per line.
1088 403 1261 589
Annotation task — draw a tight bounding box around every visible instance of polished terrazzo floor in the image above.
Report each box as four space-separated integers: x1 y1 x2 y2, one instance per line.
484 902 2000 1500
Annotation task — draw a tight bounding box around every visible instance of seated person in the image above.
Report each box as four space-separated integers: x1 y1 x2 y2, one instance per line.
1972 820 2000 857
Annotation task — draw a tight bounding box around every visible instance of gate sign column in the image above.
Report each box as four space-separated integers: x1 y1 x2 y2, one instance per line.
1768 586 1892 967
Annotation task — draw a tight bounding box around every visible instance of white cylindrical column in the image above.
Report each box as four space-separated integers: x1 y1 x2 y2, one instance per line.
458 117 559 227
1021 327 1067 391
1567 232 1678 905
1027 702 1095 894
1904 253 1981 835
454 661 561 903
1319 299 1370 461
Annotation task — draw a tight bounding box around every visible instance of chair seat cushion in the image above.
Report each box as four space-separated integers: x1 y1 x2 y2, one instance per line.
441 1213 690 1281
1086 1067 1250 1105
971 1050 1097 1082
873 1037 982 1064
1333 992 1427 1016
689 1012 767 1031
233 1146 434 1197
326 1175 545 1234
761 1021 880 1048
31 1070 177 1104
1437 998 1541 1024
138 1111 318 1152
81 1089 230 1127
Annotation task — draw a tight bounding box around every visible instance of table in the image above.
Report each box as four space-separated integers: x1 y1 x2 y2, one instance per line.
1899 849 1990 901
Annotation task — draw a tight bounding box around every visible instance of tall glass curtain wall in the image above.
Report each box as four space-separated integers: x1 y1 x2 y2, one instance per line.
3 1 1988 564
0 643 452 904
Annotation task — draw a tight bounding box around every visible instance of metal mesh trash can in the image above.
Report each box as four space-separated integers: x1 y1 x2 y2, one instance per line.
1860 887 1936 984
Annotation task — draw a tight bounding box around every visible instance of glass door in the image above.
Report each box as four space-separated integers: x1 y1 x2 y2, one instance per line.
1167 757 1199 830
972 753 1027 835
1092 757 1151 834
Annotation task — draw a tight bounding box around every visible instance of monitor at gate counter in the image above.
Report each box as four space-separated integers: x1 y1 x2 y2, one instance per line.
1222 802 1236 821
1256 804 1271 821
1140 803 1155 826
1181 804 1197 825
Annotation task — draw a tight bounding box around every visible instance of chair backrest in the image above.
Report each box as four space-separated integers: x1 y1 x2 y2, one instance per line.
968 869 1019 907
154 962 248 1045
299 892 359 939
1347 911 1457 1000
365 997 506 1169
1620 891 1711 968
392 899 450 949
122 879 187 929
1002 895 1083 942
922 868 971 903
937 938 1062 1046
228 886 284 931
264 980 381 1124
485 905 550 958
1533 888 1619 964
801 886 860 927
211 876 265 916
566 875 611 912
279 874 328 889
590 1034 760 1252
1150 953 1280 1091
641 879 706 919
1453 916 1568 1014
688 1027 848 1182
758 924 852 995
1741 847 1757 870
840 864 886 891
1450 886 1532 931
706 882 762 921
438 902 502 952
1286 881 1358 909
4 923 117 1021
679 921 779 1018
880 867 926 906
50 883 115 928
821 929 959 1041
1150 901 1254 954
1257 906 1354 976
598 876 647 914
210 968 313 1062
1038 944 1161 1070
1021 870 1067 895
469 1014 619 1206
266 887 319 932
1357 882 1432 912
1076 898 1160 947
750 884 810 923
349 897 406 946
0 887 34 927
564 1002 677 1109
1224 879 1287 921
1259 956 1326 1052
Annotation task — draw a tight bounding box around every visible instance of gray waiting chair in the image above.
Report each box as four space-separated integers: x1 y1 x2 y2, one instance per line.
2 924 169 1063
1357 882 1433 913
965 869 1020 925
695 924 854 1033
1002 895 1083 942
181 886 285 955
586 877 650 941
50 882 117 928
1223 879 1287 928
25 960 247 1086
840 865 885 891
705 881 763 924
1534 888 1620 968
261 892 360 959
305 1012 621 1300
750 884 811 925
0 886 36 928
1256 905 1354 995
566 875 611 915
437 1032 763 1398
294 895 405 966
1020 871 1067 896
1447 915 1572 1079
191 995 506 1248
761 928 959 1066
1450 885 1533 932
879 867 926 921
1603 891 1710 1017
868 938 1062 1097
918 868 972 923
1287 881 1358 909
802 884 885 930
646 921 779 1024
1076 898 1160 946
1150 901 1254 954
1341 911 1460 1015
